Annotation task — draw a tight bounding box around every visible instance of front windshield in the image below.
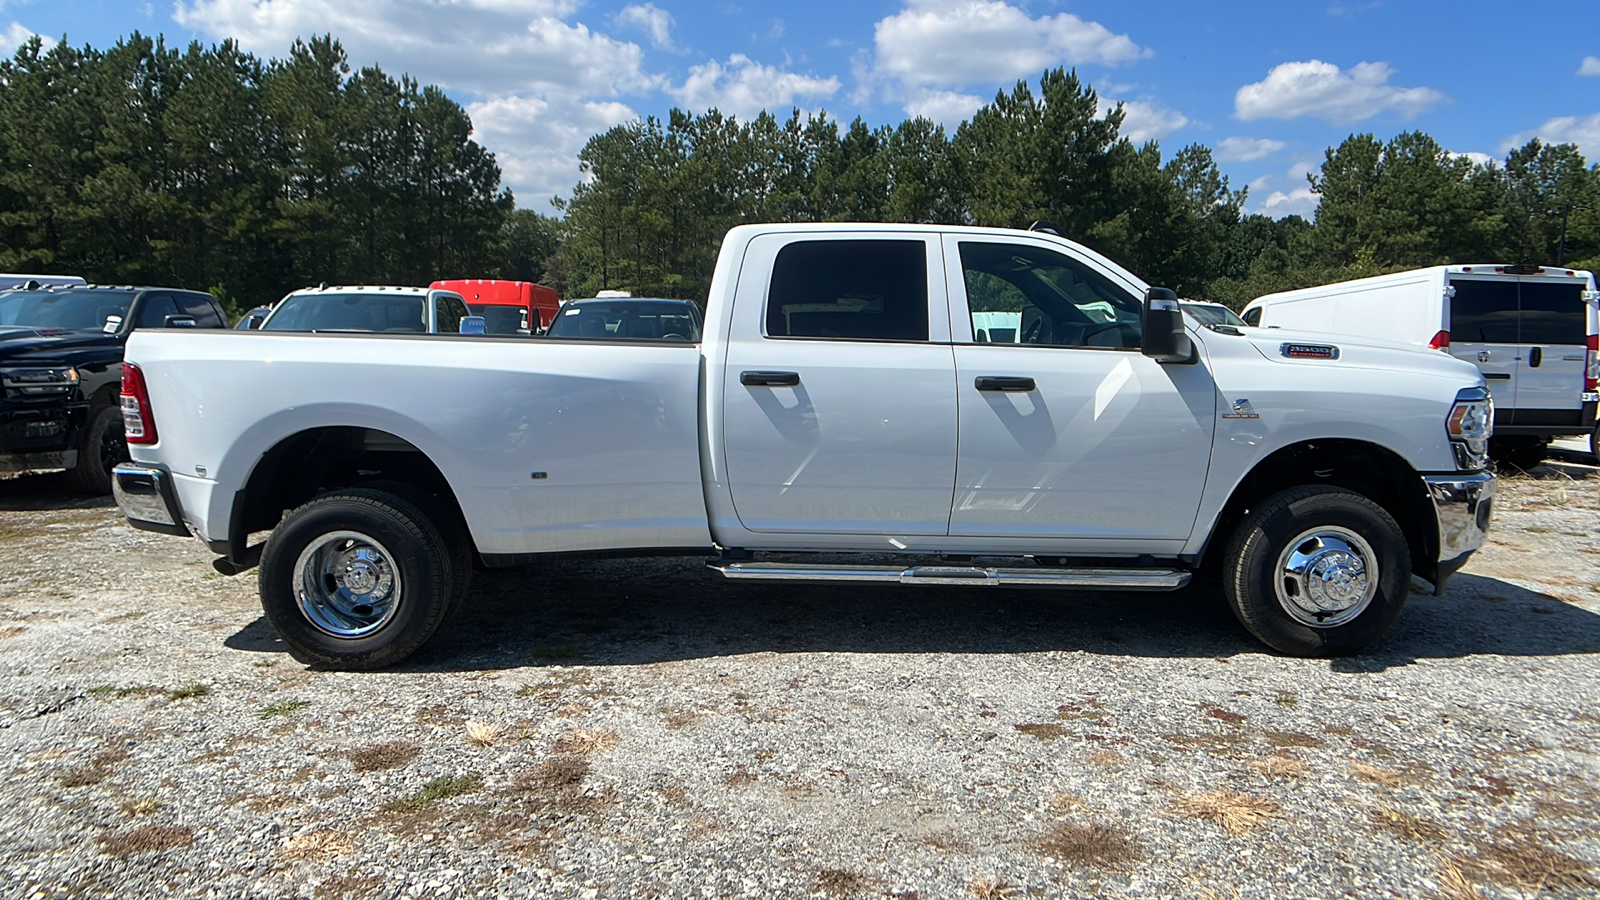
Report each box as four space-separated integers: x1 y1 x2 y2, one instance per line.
1182 303 1245 327
545 300 701 340
0 288 132 331
467 303 529 335
263 293 427 333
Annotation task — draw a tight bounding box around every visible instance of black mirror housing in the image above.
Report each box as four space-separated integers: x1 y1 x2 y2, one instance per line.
1141 287 1192 362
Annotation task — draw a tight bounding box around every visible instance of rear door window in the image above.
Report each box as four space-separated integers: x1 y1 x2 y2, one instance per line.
177 293 223 328
1448 280 1518 344
134 293 181 329
1516 281 1585 345
765 240 929 341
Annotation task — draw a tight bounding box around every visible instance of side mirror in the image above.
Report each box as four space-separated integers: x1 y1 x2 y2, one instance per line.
1140 287 1192 363
164 314 198 328
244 314 267 330
459 316 487 335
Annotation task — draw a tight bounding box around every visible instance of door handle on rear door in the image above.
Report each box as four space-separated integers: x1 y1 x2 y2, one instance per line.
975 376 1036 392
1529 347 1543 368
741 371 801 387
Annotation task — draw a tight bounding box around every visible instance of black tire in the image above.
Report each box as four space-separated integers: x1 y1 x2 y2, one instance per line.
65 404 129 494
1590 420 1598 464
1491 436 1546 471
357 480 474 613
1223 486 1410 657
258 488 457 670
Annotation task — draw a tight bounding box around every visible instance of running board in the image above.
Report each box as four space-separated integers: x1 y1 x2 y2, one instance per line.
710 562 1190 591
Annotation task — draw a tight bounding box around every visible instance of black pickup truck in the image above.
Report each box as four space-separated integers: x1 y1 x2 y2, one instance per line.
0 283 228 492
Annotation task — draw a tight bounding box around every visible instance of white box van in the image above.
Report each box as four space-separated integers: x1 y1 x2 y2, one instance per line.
1242 265 1599 468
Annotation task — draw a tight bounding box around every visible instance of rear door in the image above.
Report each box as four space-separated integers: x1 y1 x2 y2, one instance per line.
720 233 958 535
1513 278 1589 429
1447 277 1520 424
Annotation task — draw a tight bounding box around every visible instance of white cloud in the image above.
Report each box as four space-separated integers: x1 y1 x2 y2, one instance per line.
1258 187 1319 220
1098 98 1187 143
467 94 638 211
1216 136 1285 162
614 3 675 51
1449 150 1494 167
1499 112 1600 159
668 54 839 121
174 0 654 96
904 89 983 127
1235 60 1444 124
3 20 54 55
872 0 1146 91
1580 56 1600 77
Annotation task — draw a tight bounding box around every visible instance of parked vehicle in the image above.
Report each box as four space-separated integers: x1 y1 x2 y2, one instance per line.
544 297 703 341
1181 300 1247 328
430 279 560 335
1 274 86 289
259 286 478 334
1242 265 1600 469
113 223 1494 669
0 283 227 492
235 305 274 329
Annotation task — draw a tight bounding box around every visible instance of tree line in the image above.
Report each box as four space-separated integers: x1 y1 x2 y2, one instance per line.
0 34 516 315
554 68 1599 306
2 33 1596 315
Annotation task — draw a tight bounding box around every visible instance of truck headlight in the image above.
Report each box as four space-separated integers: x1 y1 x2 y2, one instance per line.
1446 387 1492 470
0 366 79 397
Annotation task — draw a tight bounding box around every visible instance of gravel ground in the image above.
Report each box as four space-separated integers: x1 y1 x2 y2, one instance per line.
1 453 1598 900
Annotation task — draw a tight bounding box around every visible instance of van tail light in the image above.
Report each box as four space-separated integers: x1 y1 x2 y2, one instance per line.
1428 330 1451 351
120 362 157 444
1587 334 1598 392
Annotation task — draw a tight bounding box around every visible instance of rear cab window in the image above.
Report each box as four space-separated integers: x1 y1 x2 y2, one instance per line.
765 240 929 341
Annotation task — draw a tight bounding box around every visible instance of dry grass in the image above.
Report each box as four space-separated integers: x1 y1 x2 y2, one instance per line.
1246 756 1307 780
920 828 971 853
513 756 589 794
119 797 159 816
1013 723 1067 741
1032 821 1142 870
348 742 419 772
1083 749 1126 768
815 868 872 897
1434 855 1486 900
282 829 354 861
60 747 130 788
966 874 1017 898
464 721 504 747
98 824 193 856
165 683 211 701
1048 792 1084 812
1350 761 1405 789
1197 886 1242 900
1173 790 1279 835
1263 730 1321 749
0 625 25 639
1368 806 1448 842
554 729 619 755
1473 825 1596 893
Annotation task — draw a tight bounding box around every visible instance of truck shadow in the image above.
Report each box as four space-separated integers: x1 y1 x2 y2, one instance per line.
0 471 116 511
223 558 1600 673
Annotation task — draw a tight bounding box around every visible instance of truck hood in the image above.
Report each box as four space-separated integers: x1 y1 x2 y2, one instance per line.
0 325 120 366
1230 324 1482 385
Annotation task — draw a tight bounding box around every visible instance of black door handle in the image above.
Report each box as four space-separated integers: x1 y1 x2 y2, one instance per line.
975 375 1036 392
1528 347 1542 368
741 371 801 387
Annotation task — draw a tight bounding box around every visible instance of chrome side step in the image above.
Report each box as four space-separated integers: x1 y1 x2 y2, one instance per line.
710 562 1190 591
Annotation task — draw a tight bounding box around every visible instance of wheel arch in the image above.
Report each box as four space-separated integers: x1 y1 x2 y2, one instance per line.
223 425 474 570
1198 438 1436 583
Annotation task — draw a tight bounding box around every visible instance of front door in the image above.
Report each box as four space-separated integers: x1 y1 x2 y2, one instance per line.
721 234 959 534
943 235 1214 543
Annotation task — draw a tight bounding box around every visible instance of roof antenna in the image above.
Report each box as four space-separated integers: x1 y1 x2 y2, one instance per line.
318 281 327 290
1028 219 1063 237
22 279 40 290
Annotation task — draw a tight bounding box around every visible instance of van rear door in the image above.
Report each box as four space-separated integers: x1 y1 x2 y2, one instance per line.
1447 277 1520 426
1513 277 1588 430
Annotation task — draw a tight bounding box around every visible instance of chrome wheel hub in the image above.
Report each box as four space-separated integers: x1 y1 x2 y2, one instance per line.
1274 526 1378 628
293 531 402 638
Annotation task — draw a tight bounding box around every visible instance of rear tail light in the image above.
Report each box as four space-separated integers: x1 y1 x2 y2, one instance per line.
1428 330 1451 351
120 362 157 444
1588 334 1598 393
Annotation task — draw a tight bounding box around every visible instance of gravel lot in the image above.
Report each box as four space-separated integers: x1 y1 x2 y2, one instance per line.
2 452 1599 900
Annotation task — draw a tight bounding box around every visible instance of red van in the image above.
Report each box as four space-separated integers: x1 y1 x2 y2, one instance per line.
429 280 560 335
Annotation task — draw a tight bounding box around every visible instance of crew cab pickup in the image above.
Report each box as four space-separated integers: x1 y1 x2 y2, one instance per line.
112 224 1496 669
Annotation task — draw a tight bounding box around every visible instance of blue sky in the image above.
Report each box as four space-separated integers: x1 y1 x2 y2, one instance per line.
5 1 1599 217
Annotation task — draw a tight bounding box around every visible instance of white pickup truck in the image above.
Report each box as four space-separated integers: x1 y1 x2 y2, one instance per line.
112 224 1496 669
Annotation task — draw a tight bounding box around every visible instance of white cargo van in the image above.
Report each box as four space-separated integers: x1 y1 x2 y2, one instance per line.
1243 265 1599 468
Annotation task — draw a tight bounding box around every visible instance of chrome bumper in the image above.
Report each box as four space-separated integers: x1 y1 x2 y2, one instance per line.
112 463 191 537
1422 471 1494 595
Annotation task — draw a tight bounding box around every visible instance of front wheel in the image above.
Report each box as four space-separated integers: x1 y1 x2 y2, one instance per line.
1223 486 1411 657
66 404 129 494
258 488 457 670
